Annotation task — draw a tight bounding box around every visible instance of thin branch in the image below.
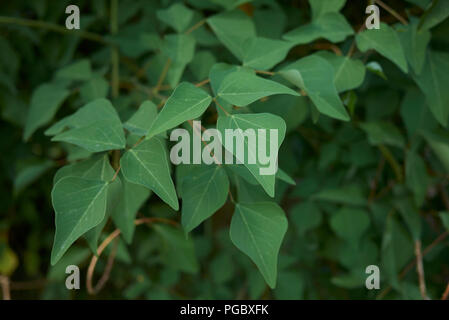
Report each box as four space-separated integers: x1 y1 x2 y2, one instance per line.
442 281 449 300
86 217 178 295
375 0 408 25
0 16 108 44
255 70 276 76
378 145 403 183
377 231 448 299
184 19 206 35
195 78 210 87
0 275 11 300
213 98 230 116
154 58 172 95
414 240 429 300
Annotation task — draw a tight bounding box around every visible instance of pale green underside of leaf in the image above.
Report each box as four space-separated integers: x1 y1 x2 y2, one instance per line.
120 138 178 210
51 177 109 265
230 202 288 288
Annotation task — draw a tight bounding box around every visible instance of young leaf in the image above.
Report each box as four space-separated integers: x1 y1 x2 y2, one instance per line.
230 202 288 288
24 83 70 140
48 98 126 152
356 23 408 73
217 71 300 107
120 138 179 210
181 165 229 233
280 55 350 121
51 177 109 265
148 82 212 137
217 113 286 197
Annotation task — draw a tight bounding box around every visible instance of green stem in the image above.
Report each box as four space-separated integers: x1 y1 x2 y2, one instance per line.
0 16 108 44
378 144 403 183
110 0 119 98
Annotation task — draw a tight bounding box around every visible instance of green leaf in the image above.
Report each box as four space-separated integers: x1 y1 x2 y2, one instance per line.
242 37 293 70
51 177 109 265
439 211 449 232
290 201 322 236
312 183 366 206
217 71 299 107
79 76 109 103
156 3 194 33
148 82 212 137
181 165 229 233
422 130 449 174
330 207 370 240
356 23 408 73
405 151 429 207
309 0 346 19
280 55 350 121
400 88 437 137
217 113 286 197
413 51 449 127
209 63 255 95
419 0 449 30
317 51 366 93
360 121 405 148
398 19 431 74
153 224 198 273
381 215 414 289
283 12 353 45
24 83 70 140
14 160 53 195
55 59 92 81
120 138 179 210
395 198 422 241
111 173 151 243
48 98 126 152
207 10 256 61
53 154 114 184
230 202 288 288
124 101 158 136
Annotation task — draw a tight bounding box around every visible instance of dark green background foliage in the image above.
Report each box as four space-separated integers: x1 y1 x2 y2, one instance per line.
1 0 449 300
